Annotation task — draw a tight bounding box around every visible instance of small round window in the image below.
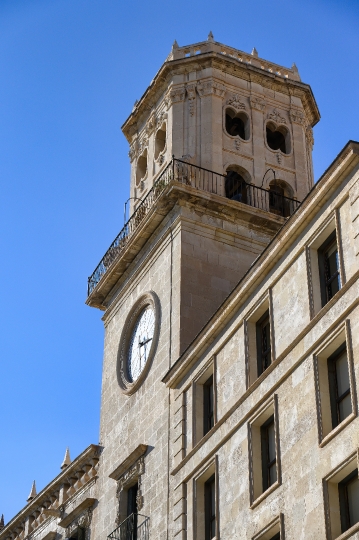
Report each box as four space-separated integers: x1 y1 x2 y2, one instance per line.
225 109 250 140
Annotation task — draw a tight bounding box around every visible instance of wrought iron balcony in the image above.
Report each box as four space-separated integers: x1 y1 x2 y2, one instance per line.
87 158 300 297
108 514 149 540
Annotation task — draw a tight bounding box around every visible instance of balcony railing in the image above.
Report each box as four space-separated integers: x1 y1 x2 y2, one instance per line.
108 514 149 540
87 158 300 296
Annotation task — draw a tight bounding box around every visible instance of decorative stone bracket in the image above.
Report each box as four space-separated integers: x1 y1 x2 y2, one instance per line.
109 444 148 526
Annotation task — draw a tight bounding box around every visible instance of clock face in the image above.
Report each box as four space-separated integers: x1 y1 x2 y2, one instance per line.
127 306 155 382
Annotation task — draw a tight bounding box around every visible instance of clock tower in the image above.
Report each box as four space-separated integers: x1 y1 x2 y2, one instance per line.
86 35 319 539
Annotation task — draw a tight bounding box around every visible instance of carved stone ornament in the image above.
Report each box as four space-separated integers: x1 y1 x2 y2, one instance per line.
128 139 138 162
306 126 314 149
227 93 246 110
186 83 197 117
235 139 241 151
156 111 167 127
290 109 305 125
197 80 226 98
250 96 266 112
276 152 282 164
166 85 186 107
117 291 160 396
116 456 146 525
267 108 287 125
65 508 93 540
145 113 156 135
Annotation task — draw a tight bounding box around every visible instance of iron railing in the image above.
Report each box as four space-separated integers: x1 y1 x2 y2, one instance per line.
108 514 149 540
87 158 300 296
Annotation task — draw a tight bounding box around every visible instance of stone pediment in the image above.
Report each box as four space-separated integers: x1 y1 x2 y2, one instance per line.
109 444 148 480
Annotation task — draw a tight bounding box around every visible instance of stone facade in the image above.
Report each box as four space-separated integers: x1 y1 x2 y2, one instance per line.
2 36 359 540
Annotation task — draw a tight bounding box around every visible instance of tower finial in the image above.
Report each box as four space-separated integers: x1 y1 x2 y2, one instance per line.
27 481 37 502
291 62 298 72
172 39 179 50
0 514 5 531
61 447 71 470
208 31 214 42
251 47 258 57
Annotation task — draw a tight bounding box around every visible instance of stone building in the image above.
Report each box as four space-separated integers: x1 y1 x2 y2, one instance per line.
1 35 359 540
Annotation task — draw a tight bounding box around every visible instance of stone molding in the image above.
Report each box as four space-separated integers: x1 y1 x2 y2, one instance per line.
166 85 186 108
197 80 226 98
267 108 287 125
290 108 305 125
109 444 148 480
250 96 266 112
114 453 147 525
64 508 93 540
226 93 246 110
186 83 197 116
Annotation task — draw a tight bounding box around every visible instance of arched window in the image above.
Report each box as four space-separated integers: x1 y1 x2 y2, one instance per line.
225 170 248 203
225 109 250 140
136 150 148 185
266 123 291 154
269 180 292 217
154 124 166 160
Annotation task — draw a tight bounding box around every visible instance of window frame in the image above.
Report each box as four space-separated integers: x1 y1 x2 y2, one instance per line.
204 474 216 540
327 344 352 429
248 395 281 507
318 230 341 307
192 358 217 445
256 309 272 377
313 320 357 447
260 415 277 492
203 374 214 436
338 469 359 533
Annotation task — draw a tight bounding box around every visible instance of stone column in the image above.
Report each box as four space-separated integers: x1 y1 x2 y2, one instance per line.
167 85 186 160
249 93 266 186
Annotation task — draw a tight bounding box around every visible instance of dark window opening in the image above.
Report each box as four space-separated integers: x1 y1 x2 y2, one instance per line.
256 310 271 376
328 345 352 429
339 469 359 533
68 527 86 540
226 113 245 138
261 416 277 492
203 375 214 436
318 231 341 306
126 483 138 539
225 170 248 203
269 185 290 217
269 534 280 540
205 474 216 540
266 126 288 154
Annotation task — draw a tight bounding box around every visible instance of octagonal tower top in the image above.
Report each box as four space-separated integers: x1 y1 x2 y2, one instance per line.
122 34 320 212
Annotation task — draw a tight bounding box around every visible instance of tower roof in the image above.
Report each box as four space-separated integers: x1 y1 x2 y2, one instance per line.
122 36 320 142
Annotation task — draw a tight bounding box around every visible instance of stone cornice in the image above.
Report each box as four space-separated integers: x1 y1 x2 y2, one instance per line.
109 444 148 480
0 445 100 540
162 141 359 388
121 52 320 142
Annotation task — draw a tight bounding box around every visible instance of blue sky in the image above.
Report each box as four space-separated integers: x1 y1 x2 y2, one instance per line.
0 0 358 522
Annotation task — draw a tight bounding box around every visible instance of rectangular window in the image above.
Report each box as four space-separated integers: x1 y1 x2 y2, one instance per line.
205 474 216 540
261 415 277 492
270 534 280 540
339 469 359 533
318 231 341 306
256 310 271 376
203 375 214 436
328 345 352 429
248 397 281 506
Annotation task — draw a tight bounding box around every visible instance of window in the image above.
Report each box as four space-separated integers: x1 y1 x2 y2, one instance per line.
126 483 138 539
256 310 271 377
248 397 280 505
205 474 216 540
194 461 217 539
318 231 341 306
203 375 214 436
339 470 359 533
266 123 290 154
193 361 216 444
225 170 248 203
324 454 359 538
245 297 273 387
225 108 250 140
68 527 86 540
314 323 356 445
328 345 352 429
252 514 283 540
154 124 166 160
136 150 148 185
269 535 280 540
261 416 277 492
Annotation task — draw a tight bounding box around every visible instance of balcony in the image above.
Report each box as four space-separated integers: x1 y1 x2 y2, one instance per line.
108 514 149 540
87 158 300 302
